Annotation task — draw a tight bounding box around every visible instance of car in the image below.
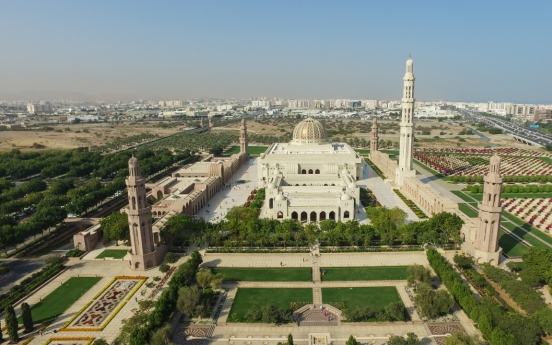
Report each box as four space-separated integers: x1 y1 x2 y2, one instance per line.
67 213 78 218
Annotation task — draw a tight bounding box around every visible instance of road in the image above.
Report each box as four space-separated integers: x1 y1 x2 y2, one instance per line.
0 257 48 294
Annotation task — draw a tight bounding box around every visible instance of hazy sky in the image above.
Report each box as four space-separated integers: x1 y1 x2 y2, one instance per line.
1 1 550 103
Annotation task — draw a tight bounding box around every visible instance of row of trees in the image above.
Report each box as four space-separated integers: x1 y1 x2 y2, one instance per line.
428 248 538 345
3 302 34 342
159 207 463 250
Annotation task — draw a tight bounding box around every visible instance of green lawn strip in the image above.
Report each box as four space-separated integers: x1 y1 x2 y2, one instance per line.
501 193 552 199
458 204 478 218
228 288 312 321
412 159 444 178
452 191 478 203
321 266 408 281
501 212 552 246
499 230 529 257
500 222 550 248
223 146 268 156
95 249 128 259
381 150 399 155
354 149 371 155
538 157 552 165
19 277 101 324
212 267 311 282
322 287 402 314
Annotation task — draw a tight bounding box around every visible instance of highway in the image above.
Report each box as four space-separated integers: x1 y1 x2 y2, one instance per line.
461 110 552 148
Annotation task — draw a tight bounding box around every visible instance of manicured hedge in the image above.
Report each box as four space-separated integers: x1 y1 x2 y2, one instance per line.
427 248 538 345
128 250 202 344
0 263 64 311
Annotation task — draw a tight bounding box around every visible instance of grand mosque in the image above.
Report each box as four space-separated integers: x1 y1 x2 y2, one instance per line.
258 118 363 223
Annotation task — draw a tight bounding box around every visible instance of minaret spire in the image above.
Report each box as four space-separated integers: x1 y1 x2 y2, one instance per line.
473 154 504 263
370 117 379 158
240 118 248 156
396 58 416 185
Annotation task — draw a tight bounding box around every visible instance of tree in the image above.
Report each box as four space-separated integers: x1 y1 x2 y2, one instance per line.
385 302 407 321
444 330 484 345
405 333 422 345
0 320 2 342
100 211 129 246
164 214 197 246
346 335 359 345
150 324 174 345
453 254 474 270
287 333 294 345
414 284 454 318
196 269 223 290
164 252 180 264
177 286 201 316
92 339 109 345
387 335 407 345
407 265 432 290
5 305 19 342
45 254 63 267
21 302 33 332
159 264 170 274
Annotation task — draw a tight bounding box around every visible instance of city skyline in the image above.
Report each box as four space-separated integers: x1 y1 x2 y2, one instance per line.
1 1 551 103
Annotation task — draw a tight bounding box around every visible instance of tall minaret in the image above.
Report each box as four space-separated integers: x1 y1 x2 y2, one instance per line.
474 154 503 263
240 119 248 155
370 117 379 159
125 155 159 270
200 117 204 127
396 57 416 186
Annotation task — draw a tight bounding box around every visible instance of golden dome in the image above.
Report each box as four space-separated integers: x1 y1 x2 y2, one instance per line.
292 117 328 144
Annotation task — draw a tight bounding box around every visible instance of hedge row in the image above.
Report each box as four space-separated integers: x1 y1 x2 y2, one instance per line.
452 175 552 183
128 251 203 344
0 263 64 311
427 248 537 345
466 184 552 194
483 265 552 333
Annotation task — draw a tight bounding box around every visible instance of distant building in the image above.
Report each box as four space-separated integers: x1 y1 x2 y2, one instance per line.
27 103 53 114
534 109 552 122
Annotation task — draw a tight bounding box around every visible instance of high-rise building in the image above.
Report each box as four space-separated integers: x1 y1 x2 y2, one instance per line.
396 58 416 186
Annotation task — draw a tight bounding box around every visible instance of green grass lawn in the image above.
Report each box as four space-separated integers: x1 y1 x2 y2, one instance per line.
321 266 408 281
223 146 268 156
354 149 371 155
322 287 402 312
501 212 552 247
212 267 311 282
499 230 529 257
95 249 128 259
381 150 399 155
458 203 479 218
452 191 477 203
228 288 312 321
19 277 101 324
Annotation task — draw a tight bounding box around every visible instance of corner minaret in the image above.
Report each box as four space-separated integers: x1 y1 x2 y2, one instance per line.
370 117 379 158
396 57 416 186
209 118 214 128
200 117 204 127
240 118 248 155
125 155 162 270
474 154 503 264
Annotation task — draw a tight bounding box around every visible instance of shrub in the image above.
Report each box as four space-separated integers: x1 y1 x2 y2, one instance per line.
159 264 170 273
164 252 179 264
21 302 33 332
5 305 19 342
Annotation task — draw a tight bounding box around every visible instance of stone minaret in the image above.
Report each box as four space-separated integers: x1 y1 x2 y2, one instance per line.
370 117 379 158
209 118 214 127
200 117 204 127
240 119 248 155
396 57 416 186
474 154 503 264
125 155 159 270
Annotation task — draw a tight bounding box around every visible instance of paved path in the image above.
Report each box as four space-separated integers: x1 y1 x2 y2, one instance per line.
357 160 419 222
196 158 260 223
413 162 465 204
201 252 428 268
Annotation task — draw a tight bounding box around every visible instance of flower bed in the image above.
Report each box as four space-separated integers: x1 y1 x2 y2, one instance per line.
393 189 428 218
60 277 146 332
44 337 95 345
502 197 552 231
147 267 176 301
414 147 552 157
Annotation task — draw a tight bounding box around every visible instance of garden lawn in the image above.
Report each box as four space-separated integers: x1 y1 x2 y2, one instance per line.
322 287 402 313
228 288 312 321
212 267 311 282
95 249 128 259
458 204 478 218
321 266 408 281
223 146 268 156
354 149 370 155
501 212 552 247
498 230 528 257
452 191 477 203
19 277 101 324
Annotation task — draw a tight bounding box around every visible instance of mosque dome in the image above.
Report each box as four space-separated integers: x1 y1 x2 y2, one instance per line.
341 194 352 201
292 117 328 144
268 182 277 189
276 193 286 201
348 182 357 189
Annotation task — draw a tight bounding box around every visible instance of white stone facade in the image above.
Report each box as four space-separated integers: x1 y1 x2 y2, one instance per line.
258 117 363 222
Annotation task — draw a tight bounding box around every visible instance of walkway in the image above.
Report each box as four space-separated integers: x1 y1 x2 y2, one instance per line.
195 158 260 223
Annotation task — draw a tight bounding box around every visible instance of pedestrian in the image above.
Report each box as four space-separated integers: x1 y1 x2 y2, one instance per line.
135 297 137 302
312 260 314 265
40 331 43 337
